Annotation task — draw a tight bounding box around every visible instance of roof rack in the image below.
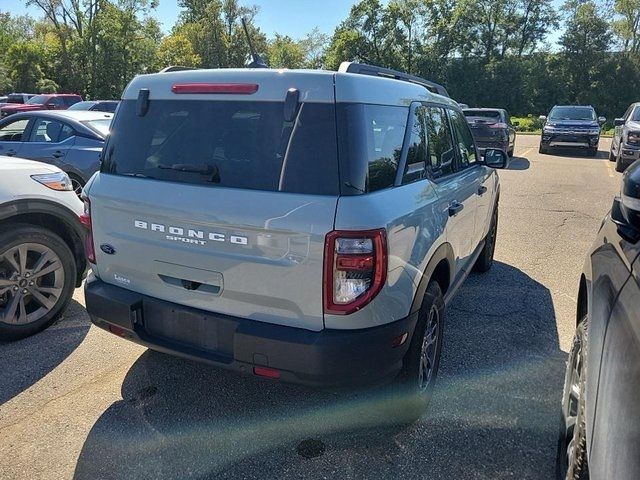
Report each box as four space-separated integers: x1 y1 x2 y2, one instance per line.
159 66 200 73
338 62 450 98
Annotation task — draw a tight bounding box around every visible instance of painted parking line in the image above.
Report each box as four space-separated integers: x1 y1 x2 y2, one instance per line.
517 146 534 158
605 158 615 178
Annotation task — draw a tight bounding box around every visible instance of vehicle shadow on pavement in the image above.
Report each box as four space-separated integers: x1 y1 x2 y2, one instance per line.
507 156 530 170
0 298 89 405
73 262 565 480
548 148 608 160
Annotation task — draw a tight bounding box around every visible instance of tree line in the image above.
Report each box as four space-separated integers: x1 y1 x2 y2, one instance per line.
1 0 639 120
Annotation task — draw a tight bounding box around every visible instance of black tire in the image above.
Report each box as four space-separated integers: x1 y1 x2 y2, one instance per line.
609 148 616 162
394 281 445 422
474 205 498 273
0 224 76 341
587 148 598 157
615 153 627 173
508 147 514 158
539 143 548 154
557 317 589 480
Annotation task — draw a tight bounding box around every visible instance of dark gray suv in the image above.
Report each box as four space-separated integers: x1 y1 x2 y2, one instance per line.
610 102 640 172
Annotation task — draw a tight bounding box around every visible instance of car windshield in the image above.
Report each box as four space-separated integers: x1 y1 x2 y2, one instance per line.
632 107 640 122
464 110 501 119
549 106 596 121
83 118 111 138
26 95 50 105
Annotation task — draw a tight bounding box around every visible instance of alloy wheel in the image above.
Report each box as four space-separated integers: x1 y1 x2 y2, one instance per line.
71 178 84 198
418 304 440 392
561 329 584 475
0 243 65 325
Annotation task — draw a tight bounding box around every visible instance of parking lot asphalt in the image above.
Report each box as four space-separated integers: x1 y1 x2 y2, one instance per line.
0 135 622 480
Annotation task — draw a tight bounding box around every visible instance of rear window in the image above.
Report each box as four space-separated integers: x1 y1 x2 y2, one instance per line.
101 100 339 195
7 95 25 104
27 95 50 105
463 110 501 119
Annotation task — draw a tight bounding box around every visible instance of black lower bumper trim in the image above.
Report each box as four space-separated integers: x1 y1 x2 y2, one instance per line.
85 276 418 387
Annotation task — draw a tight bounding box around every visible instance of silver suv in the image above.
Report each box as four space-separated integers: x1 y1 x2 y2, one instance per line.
83 63 507 406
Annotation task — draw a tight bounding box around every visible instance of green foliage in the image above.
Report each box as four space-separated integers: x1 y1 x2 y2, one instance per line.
156 33 201 69
6 41 46 92
267 34 306 69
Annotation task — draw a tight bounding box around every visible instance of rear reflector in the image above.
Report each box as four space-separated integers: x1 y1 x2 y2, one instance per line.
79 197 95 264
109 325 126 337
253 366 281 379
171 83 259 94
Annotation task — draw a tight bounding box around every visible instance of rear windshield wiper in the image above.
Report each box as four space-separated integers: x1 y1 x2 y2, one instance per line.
120 172 156 179
157 163 220 182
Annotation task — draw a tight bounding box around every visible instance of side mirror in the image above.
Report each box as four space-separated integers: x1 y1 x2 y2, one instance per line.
512 121 520 126
539 115 547 122
598 116 606 125
612 162 640 240
614 117 625 127
46 103 56 110
483 148 508 169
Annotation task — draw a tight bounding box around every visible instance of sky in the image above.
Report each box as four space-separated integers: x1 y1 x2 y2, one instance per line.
2 0 565 46
0 0 359 37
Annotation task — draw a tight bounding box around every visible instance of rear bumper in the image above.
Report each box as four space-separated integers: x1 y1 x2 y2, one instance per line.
85 275 418 387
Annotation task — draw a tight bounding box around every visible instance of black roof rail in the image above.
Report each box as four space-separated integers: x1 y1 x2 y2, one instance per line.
338 62 450 98
159 66 200 73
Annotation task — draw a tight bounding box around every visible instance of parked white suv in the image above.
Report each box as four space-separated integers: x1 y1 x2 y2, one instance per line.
0 156 86 340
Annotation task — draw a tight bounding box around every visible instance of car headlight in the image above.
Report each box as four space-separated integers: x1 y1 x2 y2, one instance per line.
543 124 557 132
31 172 73 191
627 131 640 145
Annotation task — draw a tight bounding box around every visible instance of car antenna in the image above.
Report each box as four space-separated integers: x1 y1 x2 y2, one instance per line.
241 17 268 68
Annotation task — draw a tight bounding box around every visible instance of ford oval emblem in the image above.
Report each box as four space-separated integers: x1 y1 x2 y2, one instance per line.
100 244 116 255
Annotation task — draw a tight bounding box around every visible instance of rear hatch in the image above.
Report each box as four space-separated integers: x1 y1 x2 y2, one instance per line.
88 70 340 331
463 110 506 143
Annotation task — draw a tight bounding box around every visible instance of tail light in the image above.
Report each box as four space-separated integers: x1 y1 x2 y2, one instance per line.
79 197 95 264
323 229 387 315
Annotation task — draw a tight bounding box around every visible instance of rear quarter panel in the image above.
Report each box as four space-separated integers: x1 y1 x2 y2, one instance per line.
328 179 447 329
64 136 103 182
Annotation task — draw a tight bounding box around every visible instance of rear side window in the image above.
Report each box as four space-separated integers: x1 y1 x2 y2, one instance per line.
403 106 428 184
102 100 339 195
64 96 81 107
337 104 408 193
28 118 69 143
425 107 455 178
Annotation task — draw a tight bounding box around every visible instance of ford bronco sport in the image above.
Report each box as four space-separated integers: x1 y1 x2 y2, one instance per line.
83 62 507 406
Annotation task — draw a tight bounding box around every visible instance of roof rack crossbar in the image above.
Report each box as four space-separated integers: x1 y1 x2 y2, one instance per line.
338 62 450 98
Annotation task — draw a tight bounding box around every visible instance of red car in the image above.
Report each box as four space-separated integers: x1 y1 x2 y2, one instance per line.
0 94 83 118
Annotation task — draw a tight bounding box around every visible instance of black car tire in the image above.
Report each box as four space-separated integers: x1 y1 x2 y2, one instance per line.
615 152 627 173
557 317 589 480
508 147 514 157
587 148 598 157
609 147 616 161
0 225 76 341
539 143 548 154
474 205 498 273
394 280 445 423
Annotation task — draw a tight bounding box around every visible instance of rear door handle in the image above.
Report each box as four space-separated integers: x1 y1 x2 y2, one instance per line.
52 151 64 158
448 202 464 217
5 149 16 157
477 186 488 196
